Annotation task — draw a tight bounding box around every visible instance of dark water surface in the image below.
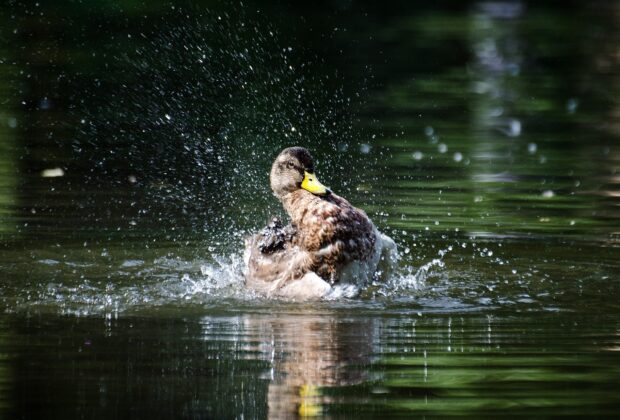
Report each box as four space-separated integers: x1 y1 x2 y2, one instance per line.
1 0 620 418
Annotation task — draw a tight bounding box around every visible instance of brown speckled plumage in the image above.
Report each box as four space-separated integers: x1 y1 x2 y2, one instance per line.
244 147 394 298
281 190 376 282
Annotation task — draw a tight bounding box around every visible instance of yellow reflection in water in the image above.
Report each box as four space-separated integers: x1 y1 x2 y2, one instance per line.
234 313 375 419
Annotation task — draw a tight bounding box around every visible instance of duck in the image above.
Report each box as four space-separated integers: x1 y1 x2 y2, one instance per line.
244 146 397 299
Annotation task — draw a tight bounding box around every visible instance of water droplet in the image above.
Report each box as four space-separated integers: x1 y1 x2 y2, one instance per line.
39 97 51 110
412 151 423 160
542 190 554 198
41 167 64 178
566 98 578 114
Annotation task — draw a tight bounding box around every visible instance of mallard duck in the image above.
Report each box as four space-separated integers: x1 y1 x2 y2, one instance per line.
244 147 397 299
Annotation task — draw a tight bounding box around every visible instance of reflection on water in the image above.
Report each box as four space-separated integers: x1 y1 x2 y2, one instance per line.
1 0 620 418
2 312 620 418
469 1 525 223
0 41 17 236
233 314 376 418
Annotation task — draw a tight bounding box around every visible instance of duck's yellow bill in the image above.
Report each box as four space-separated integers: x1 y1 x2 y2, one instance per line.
301 171 328 195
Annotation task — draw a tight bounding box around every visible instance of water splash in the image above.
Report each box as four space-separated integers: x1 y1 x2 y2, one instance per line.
374 246 451 297
1 242 461 316
70 5 368 243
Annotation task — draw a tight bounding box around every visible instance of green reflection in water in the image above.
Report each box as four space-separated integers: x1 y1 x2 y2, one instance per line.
0 50 17 236
355 5 620 242
0 323 11 416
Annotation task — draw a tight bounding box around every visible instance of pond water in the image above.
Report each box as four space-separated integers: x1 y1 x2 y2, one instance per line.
1 0 620 418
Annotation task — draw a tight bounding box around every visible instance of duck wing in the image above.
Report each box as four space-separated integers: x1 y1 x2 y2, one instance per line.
244 219 309 292
257 218 296 253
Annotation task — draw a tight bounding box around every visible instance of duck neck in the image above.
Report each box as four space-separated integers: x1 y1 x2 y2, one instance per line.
280 190 318 222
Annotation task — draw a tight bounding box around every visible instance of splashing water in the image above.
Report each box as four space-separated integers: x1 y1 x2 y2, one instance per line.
4 2 590 318
29 4 461 313
1 239 458 316
70 6 369 243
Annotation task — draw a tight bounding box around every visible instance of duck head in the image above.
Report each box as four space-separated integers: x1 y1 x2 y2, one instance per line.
270 147 329 200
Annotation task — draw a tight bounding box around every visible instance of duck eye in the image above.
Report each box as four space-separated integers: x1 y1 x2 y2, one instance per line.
286 162 295 169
